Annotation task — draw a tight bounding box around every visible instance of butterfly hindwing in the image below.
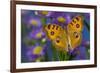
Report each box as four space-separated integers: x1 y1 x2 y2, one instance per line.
68 31 82 50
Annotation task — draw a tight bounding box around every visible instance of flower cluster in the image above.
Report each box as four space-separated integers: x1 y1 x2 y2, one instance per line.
21 10 90 62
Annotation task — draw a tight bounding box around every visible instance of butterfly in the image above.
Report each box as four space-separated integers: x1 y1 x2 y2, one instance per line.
44 15 83 52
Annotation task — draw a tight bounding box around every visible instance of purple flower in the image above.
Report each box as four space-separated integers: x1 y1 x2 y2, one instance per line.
70 46 87 60
29 28 45 39
46 12 72 29
21 11 42 28
28 17 42 27
34 11 52 17
26 44 46 61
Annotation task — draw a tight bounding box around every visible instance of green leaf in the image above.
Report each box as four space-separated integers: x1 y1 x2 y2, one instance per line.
41 17 47 26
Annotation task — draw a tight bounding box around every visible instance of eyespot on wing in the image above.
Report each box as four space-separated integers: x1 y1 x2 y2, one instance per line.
67 15 83 32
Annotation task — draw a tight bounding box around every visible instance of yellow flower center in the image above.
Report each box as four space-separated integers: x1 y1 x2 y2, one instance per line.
33 46 43 55
36 57 41 62
41 11 49 15
36 32 42 38
31 19 38 26
57 16 66 23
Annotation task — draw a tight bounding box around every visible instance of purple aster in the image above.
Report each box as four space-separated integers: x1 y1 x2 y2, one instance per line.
28 28 45 40
69 46 87 60
26 44 46 62
48 12 72 28
51 12 71 22
28 17 42 27
21 11 42 28
34 11 52 17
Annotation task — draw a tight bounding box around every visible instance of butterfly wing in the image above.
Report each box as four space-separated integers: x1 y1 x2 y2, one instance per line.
53 29 69 51
45 24 69 51
67 15 83 50
68 31 82 50
67 15 83 32
45 24 62 40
